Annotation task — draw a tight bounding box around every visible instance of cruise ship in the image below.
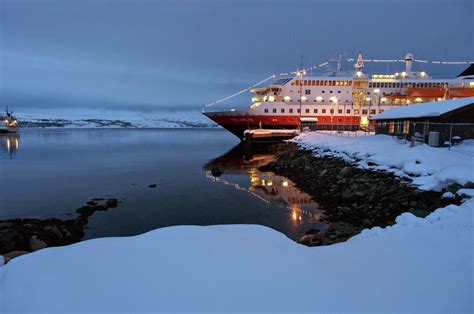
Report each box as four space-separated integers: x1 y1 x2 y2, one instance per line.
203 53 474 139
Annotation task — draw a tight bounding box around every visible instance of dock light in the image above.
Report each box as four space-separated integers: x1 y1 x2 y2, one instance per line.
420 71 426 77
330 96 338 102
374 88 380 94
316 96 323 102
268 96 275 102
230 108 236 111
401 71 407 78
301 96 307 102
366 97 371 102
395 72 399 76
283 96 291 102
381 97 387 103
356 71 362 78
415 97 422 103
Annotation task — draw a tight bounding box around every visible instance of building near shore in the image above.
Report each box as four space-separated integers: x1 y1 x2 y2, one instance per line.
372 97 474 146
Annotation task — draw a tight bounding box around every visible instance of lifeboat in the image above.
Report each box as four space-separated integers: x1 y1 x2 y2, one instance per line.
448 87 474 98
407 87 446 98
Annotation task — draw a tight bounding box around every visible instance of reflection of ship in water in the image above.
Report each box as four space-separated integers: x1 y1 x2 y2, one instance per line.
204 144 323 224
0 133 20 158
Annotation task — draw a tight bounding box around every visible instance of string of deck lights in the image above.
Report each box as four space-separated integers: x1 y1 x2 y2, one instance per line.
203 56 473 110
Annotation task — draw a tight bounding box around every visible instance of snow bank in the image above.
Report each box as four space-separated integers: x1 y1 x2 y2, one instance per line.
1 198 472 313
294 133 474 191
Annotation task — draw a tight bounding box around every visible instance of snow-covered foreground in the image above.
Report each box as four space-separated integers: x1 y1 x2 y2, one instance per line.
1 132 472 312
0 199 472 312
294 132 474 191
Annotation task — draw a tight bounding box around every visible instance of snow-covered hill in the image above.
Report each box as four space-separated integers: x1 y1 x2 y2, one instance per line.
15 111 218 128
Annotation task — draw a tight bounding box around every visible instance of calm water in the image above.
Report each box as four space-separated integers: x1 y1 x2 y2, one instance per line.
0 129 323 240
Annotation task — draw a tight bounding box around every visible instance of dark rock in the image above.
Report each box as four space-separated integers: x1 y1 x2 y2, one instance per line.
106 198 119 208
362 219 372 227
446 182 463 194
3 250 29 264
29 235 47 251
86 201 98 206
464 181 474 189
148 184 157 188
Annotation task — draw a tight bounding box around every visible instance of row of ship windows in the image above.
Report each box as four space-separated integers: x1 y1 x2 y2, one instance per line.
291 80 352 87
290 80 449 89
368 82 448 88
283 97 350 102
263 108 382 115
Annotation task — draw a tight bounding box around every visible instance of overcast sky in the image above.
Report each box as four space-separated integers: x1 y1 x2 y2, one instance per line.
1 0 473 114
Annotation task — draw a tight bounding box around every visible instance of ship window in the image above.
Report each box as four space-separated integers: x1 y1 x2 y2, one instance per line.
330 109 334 114
337 91 341 93
362 109 368 114
380 109 384 113
322 109 326 113
281 108 285 113
338 109 343 114
370 109 376 114
297 109 301 113
305 89 311 95
322 90 325 93
331 81 336 86
305 109 310 113
369 83 373 88
354 109 360 114
314 109 318 113
264 109 268 113
330 90 333 93
272 108 277 113
348 81 352 86
289 108 293 113
346 109 351 114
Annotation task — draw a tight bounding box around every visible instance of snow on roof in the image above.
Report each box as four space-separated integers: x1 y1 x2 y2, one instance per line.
372 97 474 120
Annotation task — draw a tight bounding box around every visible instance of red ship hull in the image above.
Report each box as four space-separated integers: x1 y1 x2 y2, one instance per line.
203 112 362 139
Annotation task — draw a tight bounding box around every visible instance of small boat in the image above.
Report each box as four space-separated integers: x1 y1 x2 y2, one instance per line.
0 108 19 133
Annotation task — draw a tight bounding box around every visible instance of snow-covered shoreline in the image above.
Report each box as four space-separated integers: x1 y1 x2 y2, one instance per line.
293 132 474 191
0 132 472 312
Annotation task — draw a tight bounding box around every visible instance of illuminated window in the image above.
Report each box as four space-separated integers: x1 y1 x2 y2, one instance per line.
403 120 410 134
389 122 395 133
362 109 368 114
354 109 360 114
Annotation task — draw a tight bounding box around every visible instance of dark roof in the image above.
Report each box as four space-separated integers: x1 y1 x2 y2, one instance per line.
458 64 474 77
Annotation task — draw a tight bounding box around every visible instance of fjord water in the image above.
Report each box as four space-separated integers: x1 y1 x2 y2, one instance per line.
0 129 322 240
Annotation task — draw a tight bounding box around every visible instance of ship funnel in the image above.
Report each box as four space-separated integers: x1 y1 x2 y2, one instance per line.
405 53 414 73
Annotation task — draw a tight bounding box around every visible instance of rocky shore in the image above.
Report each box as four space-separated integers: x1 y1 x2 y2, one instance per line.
259 143 466 246
0 198 120 264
